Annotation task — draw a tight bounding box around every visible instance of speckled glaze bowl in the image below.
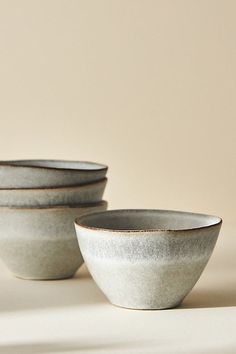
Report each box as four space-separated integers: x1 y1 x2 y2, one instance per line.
0 178 107 207
75 209 222 310
0 201 107 280
0 160 108 188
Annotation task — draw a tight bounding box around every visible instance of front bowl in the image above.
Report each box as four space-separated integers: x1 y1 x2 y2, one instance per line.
75 209 222 310
0 160 108 188
0 178 107 207
0 201 107 280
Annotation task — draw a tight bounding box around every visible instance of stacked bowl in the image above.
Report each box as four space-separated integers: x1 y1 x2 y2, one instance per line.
0 160 108 280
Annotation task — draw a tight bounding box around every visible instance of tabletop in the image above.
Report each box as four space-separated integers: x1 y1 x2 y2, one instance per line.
0 224 235 354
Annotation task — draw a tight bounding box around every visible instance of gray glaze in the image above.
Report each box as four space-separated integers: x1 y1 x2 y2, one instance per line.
0 179 107 207
75 209 222 310
0 160 108 188
0 201 107 280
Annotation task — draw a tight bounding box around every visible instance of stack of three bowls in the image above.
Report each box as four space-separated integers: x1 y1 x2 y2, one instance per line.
0 160 108 280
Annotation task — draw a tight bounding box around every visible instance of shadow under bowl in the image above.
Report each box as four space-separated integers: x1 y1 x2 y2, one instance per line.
75 209 222 310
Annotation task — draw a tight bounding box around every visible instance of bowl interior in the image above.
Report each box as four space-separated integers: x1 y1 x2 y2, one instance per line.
77 209 222 231
1 160 107 171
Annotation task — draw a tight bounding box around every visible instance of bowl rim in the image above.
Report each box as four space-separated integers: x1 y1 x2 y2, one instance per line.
75 209 222 233
0 177 107 191
0 200 108 211
0 159 108 173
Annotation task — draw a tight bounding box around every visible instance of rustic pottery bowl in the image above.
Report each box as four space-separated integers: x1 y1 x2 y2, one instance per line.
0 160 108 188
75 209 222 310
0 201 107 280
0 178 107 207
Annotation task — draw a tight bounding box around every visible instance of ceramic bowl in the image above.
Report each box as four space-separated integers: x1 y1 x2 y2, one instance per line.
0 178 107 207
0 201 107 280
0 160 108 188
75 209 222 310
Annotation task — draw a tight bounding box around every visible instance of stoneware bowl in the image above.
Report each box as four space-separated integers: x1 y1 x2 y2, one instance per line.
0 160 108 188
0 201 107 280
0 178 107 207
75 209 222 310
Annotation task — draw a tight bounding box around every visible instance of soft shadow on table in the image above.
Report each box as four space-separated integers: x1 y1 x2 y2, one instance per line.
0 341 236 354
0 340 144 354
0 265 107 313
173 347 236 354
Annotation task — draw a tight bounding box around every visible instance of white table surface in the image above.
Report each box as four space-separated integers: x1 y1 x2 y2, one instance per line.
0 224 235 354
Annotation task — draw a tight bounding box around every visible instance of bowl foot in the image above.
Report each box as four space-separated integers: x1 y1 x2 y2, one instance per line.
13 272 76 281
109 299 183 310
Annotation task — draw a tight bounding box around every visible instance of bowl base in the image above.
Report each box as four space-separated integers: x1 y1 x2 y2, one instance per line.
110 300 183 311
13 272 76 281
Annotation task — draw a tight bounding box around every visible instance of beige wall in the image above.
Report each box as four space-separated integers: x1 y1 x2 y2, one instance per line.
0 0 235 223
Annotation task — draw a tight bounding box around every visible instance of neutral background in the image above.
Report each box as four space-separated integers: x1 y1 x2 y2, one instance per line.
0 1 235 353
0 0 235 223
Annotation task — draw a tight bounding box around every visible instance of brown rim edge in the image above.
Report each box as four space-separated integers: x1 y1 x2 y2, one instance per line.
74 209 222 233
0 200 108 211
0 160 108 173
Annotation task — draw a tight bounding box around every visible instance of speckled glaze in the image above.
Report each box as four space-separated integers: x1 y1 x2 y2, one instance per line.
75 209 222 310
0 178 107 207
0 201 107 280
0 160 108 188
